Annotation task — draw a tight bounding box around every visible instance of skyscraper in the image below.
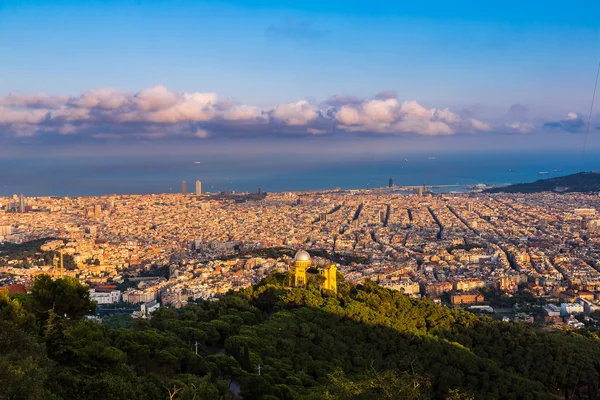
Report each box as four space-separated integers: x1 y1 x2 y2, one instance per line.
389 177 394 188
418 187 423 197
19 194 25 213
195 180 202 195
258 186 263 195
182 181 187 195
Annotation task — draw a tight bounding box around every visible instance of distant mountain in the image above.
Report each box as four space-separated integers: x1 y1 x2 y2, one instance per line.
484 171 600 194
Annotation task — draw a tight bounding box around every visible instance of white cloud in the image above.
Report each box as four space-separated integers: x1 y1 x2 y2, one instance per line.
506 122 535 134
0 85 507 140
307 128 327 135
271 100 319 125
194 128 210 138
434 108 460 124
0 92 68 108
566 112 578 120
70 88 129 109
134 85 180 111
0 106 48 124
469 118 492 131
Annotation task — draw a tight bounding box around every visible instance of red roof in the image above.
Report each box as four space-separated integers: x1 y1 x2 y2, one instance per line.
0 284 27 295
95 285 118 292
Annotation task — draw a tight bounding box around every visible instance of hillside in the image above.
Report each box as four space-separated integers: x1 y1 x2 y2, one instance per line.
3 274 600 399
484 172 600 194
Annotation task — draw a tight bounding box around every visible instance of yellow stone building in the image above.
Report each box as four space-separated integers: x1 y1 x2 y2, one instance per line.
290 250 337 293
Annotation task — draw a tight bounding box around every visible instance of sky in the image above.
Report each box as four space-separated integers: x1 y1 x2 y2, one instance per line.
1 0 600 159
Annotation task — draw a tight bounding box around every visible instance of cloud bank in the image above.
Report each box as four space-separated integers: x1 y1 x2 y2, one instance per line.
544 112 586 133
0 85 589 142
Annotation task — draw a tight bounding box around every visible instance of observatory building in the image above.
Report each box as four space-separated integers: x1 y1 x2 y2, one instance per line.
290 250 337 292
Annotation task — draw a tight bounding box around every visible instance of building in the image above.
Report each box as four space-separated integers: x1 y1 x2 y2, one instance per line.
123 289 157 304
574 208 596 217
196 180 202 195
578 298 599 315
418 187 423 197
449 290 485 306
89 288 122 304
389 177 394 188
140 299 160 316
423 281 453 297
0 284 27 295
543 304 561 317
0 225 12 237
19 194 25 213
289 250 337 293
565 316 585 329
561 302 584 316
589 219 600 231
543 304 562 324
182 180 187 195
85 204 102 218
454 278 485 292
258 186 263 195
384 279 420 296
450 290 485 306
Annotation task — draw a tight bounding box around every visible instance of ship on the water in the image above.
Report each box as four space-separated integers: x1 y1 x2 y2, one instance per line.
538 172 549 175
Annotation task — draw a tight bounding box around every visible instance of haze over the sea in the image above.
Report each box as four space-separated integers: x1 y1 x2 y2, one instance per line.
2 149 598 197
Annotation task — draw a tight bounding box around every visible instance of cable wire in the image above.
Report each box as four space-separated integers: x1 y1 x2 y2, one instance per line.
580 61 600 172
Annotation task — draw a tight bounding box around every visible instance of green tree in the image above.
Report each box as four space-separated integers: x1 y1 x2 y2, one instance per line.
31 274 96 320
0 321 49 400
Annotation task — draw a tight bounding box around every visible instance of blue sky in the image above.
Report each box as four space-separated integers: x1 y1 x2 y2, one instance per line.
0 0 599 156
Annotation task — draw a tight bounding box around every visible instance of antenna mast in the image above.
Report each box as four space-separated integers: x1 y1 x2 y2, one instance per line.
580 62 600 172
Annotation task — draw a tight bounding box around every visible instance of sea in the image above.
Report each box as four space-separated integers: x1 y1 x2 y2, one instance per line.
1 149 599 197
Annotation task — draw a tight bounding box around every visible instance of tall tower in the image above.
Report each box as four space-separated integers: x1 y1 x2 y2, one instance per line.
182 181 187 195
320 264 337 292
389 177 394 188
418 187 423 197
19 194 25 213
293 250 311 287
195 180 202 195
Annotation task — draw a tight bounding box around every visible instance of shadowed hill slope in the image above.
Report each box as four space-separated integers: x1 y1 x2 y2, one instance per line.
485 172 600 194
3 273 600 399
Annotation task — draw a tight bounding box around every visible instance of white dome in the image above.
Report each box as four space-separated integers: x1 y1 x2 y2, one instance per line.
294 250 311 262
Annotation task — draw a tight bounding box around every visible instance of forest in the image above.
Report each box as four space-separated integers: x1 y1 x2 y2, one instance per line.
3 273 600 399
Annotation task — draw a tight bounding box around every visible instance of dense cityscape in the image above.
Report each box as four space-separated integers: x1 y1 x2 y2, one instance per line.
4 0 600 398
3 183 600 327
